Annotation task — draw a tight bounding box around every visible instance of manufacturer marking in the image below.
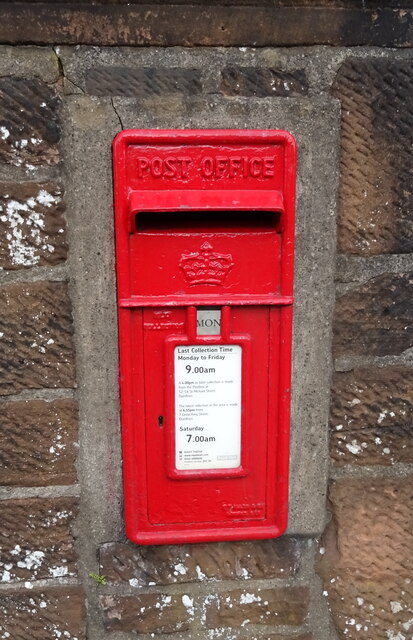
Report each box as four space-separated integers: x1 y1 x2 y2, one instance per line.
144 322 185 331
222 503 265 517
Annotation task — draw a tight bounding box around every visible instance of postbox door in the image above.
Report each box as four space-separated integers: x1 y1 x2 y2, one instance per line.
138 304 280 528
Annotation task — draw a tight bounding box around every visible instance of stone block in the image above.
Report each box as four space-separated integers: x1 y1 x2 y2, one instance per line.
205 634 312 640
0 5 412 47
204 586 309 628
0 77 61 167
85 66 202 97
0 182 67 269
220 67 308 97
265 636 313 640
321 574 413 640
0 282 76 396
0 497 78 583
0 46 60 84
265 635 313 640
333 273 413 357
0 587 85 640
330 367 413 465
0 398 78 486
333 59 413 255
100 593 191 633
324 477 413 577
99 538 301 586
319 477 413 639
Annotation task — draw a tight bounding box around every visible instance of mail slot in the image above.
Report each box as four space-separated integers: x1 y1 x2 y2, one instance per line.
113 129 296 544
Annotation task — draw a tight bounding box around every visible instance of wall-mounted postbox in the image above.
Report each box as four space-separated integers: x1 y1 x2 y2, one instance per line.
113 130 296 545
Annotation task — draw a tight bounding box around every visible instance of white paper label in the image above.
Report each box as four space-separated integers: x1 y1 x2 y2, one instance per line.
174 344 242 470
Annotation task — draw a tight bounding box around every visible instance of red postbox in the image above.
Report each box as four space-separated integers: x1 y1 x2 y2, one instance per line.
113 130 296 544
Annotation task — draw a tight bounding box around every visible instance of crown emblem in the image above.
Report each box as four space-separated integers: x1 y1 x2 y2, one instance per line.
179 242 234 286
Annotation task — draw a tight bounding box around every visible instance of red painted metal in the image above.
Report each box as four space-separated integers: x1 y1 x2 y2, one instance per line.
113 129 296 545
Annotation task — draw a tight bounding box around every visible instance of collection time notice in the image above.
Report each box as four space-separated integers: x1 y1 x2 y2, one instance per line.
174 345 242 471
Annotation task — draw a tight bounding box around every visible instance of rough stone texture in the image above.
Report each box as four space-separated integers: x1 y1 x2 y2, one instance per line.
220 67 308 97
0 46 60 84
85 66 202 97
320 575 413 640
0 77 61 167
100 538 301 585
57 44 336 98
333 59 413 256
265 636 313 640
0 281 76 396
100 593 191 633
0 587 86 640
335 254 413 285
333 272 413 357
2 0 410 4
330 367 413 466
204 587 309 628
0 398 78 486
63 95 123 565
0 182 67 269
0 5 412 47
203 635 312 640
325 477 413 576
319 477 413 640
324 575 413 640
0 497 78 583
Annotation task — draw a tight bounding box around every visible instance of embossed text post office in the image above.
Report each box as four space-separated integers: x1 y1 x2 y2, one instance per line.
113 130 296 544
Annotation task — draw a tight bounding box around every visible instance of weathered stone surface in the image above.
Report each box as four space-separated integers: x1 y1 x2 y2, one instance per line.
333 59 413 255
0 497 78 583
207 634 312 640
323 575 413 640
100 538 301 585
0 5 412 47
319 477 413 640
220 67 308 97
0 398 78 486
0 587 86 640
85 67 202 97
330 367 413 465
204 587 309 628
0 282 76 396
0 182 67 269
100 593 191 633
0 77 61 167
323 477 413 576
264 635 313 640
0 46 60 84
333 273 413 357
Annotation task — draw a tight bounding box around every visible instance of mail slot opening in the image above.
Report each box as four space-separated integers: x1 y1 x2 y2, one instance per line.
135 210 281 233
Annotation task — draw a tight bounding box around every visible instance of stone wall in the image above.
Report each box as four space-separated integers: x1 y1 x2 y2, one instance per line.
0 28 412 640
318 56 413 640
